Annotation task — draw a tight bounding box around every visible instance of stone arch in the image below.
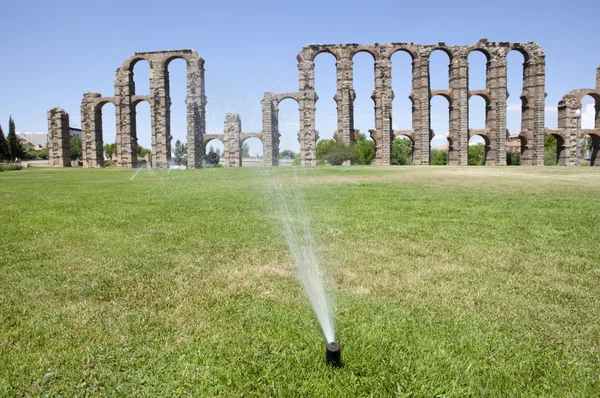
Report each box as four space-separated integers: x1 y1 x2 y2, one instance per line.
314 51 338 142
392 132 415 165
276 97 301 154
352 50 376 144
544 131 567 166
468 133 490 165
241 136 264 166
391 49 414 132
429 48 452 90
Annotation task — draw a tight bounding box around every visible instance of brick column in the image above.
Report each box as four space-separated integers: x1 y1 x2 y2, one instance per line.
298 56 317 165
558 96 581 166
47 108 71 167
335 51 355 147
186 57 206 168
80 92 104 167
373 54 393 165
261 93 279 166
412 49 430 165
488 51 508 166
223 113 241 167
114 70 137 168
150 62 169 168
450 48 468 165
531 55 546 166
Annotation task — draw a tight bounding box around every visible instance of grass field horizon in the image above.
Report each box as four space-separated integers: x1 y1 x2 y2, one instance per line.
1 166 599 396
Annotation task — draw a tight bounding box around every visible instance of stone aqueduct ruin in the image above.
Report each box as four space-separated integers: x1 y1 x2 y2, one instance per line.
47 40 600 167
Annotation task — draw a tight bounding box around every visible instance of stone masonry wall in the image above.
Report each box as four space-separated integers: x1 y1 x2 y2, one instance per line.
80 50 206 168
295 40 546 166
47 108 71 167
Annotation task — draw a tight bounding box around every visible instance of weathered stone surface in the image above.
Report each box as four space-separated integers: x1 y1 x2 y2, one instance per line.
47 43 596 169
294 40 547 166
80 50 206 168
47 108 71 167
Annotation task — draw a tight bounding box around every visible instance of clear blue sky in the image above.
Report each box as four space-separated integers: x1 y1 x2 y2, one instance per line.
1 0 599 154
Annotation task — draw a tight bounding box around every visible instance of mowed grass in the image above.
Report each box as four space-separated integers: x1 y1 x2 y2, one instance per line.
1 165 599 397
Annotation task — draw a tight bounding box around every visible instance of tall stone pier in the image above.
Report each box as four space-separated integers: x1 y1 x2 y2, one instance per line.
47 108 71 167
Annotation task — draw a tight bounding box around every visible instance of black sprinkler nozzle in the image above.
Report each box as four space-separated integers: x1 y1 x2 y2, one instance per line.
326 342 342 367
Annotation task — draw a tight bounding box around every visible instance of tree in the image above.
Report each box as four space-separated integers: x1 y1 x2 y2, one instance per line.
279 149 298 159
242 142 250 158
206 146 220 165
7 117 23 161
468 144 486 165
0 123 8 162
430 149 448 165
544 135 558 166
104 143 117 160
70 137 82 160
173 139 187 166
353 134 375 165
392 138 412 165
316 139 352 165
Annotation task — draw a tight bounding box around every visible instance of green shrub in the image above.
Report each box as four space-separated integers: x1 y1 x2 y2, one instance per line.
430 149 448 165
0 163 23 172
507 151 521 166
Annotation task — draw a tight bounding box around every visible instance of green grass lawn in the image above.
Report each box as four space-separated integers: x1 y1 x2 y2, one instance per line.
1 165 599 397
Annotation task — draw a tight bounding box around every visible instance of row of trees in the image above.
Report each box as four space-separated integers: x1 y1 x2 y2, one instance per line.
0 117 24 162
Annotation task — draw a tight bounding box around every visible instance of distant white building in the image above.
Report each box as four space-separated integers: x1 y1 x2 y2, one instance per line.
18 127 81 148
17 132 47 148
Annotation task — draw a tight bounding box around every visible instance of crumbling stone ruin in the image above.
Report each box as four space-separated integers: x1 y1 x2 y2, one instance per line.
80 50 206 168
47 108 71 167
49 41 599 167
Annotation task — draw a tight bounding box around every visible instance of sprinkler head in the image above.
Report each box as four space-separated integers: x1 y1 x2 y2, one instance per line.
326 342 342 367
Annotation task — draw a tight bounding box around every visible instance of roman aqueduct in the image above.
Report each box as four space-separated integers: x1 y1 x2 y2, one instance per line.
47 40 600 167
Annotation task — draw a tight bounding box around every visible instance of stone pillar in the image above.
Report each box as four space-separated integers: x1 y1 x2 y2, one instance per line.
531 55 547 166
412 48 430 165
114 70 137 168
450 47 468 165
223 113 241 167
335 51 355 146
80 92 104 167
488 51 508 166
373 54 393 165
596 66 600 91
47 108 71 167
150 61 169 168
558 96 581 166
186 57 206 168
261 93 279 166
298 55 317 165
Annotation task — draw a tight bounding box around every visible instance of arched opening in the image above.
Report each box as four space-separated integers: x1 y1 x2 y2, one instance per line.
579 134 600 166
468 95 487 130
544 134 565 166
133 101 151 167
391 50 413 132
506 50 526 136
99 102 116 166
205 138 224 166
277 98 300 157
314 52 337 142
352 51 375 144
578 94 600 166
131 59 150 96
242 137 264 167
392 135 413 165
468 135 489 165
430 95 451 165
429 50 451 90
468 50 488 90
167 58 188 158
